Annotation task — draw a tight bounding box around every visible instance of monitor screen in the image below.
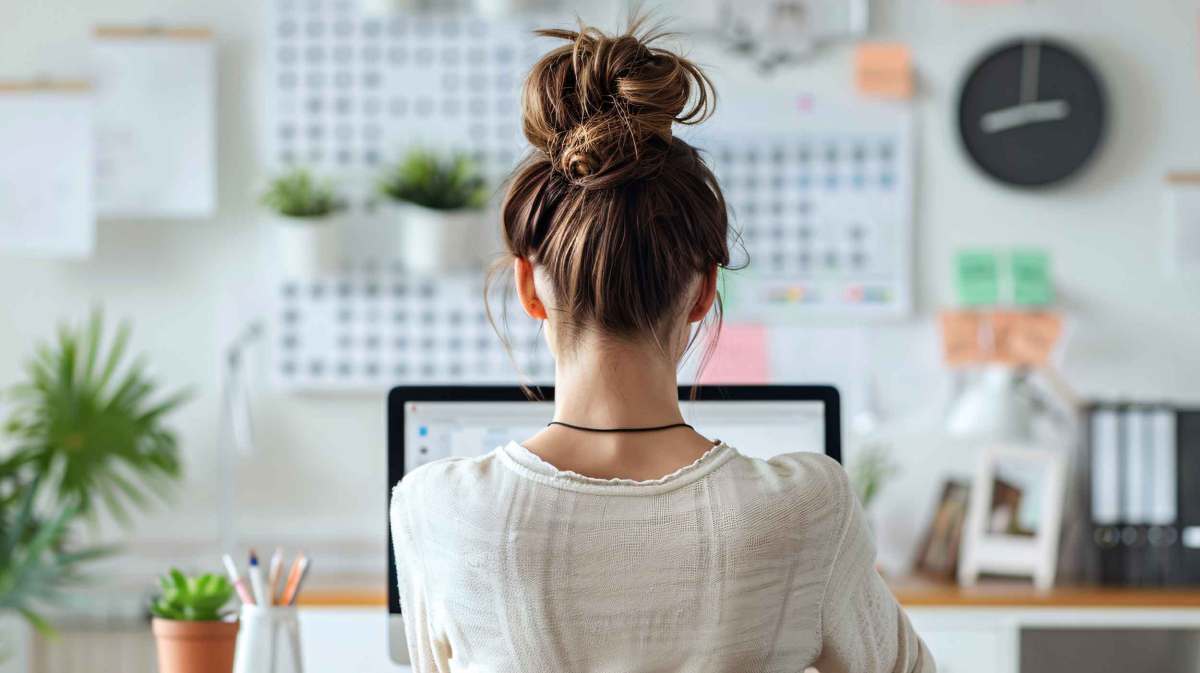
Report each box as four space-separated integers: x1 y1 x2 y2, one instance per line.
403 399 829 475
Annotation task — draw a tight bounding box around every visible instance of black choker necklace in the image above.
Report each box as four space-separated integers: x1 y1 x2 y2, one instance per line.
547 421 694 434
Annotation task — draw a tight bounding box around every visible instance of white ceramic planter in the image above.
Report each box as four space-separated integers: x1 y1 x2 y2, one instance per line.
392 203 485 274
272 213 342 278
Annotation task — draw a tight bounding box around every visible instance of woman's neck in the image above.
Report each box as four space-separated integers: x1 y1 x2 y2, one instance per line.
521 333 717 481
551 336 684 429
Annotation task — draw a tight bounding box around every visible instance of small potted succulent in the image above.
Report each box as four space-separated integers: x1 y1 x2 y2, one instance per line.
377 149 488 273
150 569 239 673
261 168 345 277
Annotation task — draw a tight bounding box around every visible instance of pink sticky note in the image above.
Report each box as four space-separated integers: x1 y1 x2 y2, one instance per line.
699 324 769 384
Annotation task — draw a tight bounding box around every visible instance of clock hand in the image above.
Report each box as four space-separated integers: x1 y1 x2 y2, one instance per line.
980 99 1071 134
1019 40 1041 105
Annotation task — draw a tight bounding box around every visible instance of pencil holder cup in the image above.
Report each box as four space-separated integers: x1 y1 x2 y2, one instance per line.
232 605 303 673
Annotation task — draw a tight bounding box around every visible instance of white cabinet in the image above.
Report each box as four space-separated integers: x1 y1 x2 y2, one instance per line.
908 609 1017 673
906 606 1200 673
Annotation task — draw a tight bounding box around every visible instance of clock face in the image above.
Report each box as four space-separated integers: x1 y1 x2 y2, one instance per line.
958 39 1106 187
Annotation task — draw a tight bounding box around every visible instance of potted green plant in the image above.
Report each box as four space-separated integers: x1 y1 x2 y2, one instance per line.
150 569 238 673
0 311 188 650
849 441 899 538
261 168 346 277
377 149 488 273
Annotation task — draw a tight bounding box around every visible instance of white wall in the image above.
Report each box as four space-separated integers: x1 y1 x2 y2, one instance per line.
1 0 1198 577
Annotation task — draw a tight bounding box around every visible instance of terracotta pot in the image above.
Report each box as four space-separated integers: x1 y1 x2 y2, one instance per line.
152 617 239 673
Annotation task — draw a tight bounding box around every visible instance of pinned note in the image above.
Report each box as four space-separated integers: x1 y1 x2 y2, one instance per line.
1165 172 1200 275
991 311 1063 366
939 311 987 367
93 26 216 218
699 323 769 384
855 43 914 99
955 250 999 306
0 83 95 258
939 310 1063 367
1011 249 1053 306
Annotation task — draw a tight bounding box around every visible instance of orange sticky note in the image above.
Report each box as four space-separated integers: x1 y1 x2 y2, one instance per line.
855 43 914 99
991 311 1063 367
939 311 986 367
700 324 769 384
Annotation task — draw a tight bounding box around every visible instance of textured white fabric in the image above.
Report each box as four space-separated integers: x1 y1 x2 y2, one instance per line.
391 441 934 673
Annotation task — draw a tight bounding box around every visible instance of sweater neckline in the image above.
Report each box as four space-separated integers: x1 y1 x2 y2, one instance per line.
497 440 736 495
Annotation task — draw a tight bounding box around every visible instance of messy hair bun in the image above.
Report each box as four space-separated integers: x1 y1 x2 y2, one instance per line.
493 18 732 355
522 23 714 190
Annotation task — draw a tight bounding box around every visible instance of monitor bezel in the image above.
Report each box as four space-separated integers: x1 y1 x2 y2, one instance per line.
386 384 841 616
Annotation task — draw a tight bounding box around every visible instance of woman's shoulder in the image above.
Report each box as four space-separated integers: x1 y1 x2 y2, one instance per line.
725 449 848 491
391 450 506 515
721 449 853 526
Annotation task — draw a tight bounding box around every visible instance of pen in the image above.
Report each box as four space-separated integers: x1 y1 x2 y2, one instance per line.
248 549 267 607
267 547 285 606
223 553 255 605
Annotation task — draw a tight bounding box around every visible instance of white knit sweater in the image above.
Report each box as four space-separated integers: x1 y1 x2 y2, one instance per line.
391 442 934 673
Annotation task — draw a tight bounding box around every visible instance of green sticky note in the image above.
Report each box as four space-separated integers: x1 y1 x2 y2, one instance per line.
1012 249 1053 306
955 250 999 306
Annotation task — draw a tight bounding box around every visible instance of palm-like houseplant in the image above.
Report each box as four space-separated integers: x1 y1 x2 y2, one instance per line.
0 310 189 635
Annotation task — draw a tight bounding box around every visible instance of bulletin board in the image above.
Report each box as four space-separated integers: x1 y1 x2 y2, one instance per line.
266 1 914 391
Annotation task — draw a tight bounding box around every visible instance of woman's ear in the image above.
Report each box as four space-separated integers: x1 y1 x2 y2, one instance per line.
514 257 548 320
687 266 719 323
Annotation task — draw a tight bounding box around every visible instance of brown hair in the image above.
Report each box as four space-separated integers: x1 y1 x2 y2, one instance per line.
490 19 733 368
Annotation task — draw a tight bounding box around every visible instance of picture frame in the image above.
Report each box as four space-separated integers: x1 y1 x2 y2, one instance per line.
913 479 972 580
958 446 1067 590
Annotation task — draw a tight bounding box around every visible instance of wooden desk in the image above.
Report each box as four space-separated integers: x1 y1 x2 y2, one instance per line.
299 576 1200 673
889 575 1200 608
299 576 1200 609
298 588 387 607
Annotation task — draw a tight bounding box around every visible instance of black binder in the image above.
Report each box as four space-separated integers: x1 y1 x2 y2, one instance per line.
1087 404 1199 586
1173 410 1200 585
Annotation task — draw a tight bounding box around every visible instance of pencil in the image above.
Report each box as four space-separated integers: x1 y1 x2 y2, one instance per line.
282 553 311 606
280 552 304 607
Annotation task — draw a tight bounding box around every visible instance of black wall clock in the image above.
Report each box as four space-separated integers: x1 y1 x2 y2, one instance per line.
958 38 1106 187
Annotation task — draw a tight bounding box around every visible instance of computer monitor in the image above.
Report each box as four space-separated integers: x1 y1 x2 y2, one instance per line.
385 384 840 665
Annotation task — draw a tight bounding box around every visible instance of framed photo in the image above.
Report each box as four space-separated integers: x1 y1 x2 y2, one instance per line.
913 479 972 580
958 446 1067 590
